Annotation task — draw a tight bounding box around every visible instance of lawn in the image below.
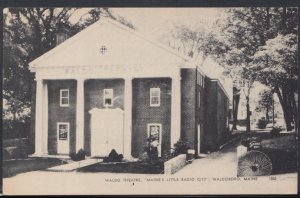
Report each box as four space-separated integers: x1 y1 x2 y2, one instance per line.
78 161 164 174
3 158 66 178
240 132 297 175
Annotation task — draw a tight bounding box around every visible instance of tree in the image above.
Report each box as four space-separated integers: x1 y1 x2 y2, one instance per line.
252 33 298 131
255 89 274 121
3 8 135 138
207 8 297 132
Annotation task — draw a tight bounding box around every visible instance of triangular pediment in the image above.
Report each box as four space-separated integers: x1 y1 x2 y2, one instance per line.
29 18 189 69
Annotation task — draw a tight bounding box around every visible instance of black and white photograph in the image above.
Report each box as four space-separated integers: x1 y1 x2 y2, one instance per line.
2 6 298 195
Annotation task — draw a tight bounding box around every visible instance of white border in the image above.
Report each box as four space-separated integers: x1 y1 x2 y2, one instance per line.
150 88 160 107
60 89 69 107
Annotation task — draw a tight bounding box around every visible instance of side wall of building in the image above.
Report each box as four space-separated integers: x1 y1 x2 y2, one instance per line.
47 80 77 154
216 85 230 146
195 70 206 154
132 78 171 158
203 79 218 152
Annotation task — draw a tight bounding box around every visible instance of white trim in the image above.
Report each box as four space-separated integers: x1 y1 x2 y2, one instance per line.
29 18 191 71
103 88 114 107
147 123 162 157
197 124 201 155
210 79 230 99
60 89 69 107
76 78 85 152
150 88 160 107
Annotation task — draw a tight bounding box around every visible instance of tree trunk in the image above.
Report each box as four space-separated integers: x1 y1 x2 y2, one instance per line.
266 109 269 122
232 94 240 130
246 97 251 132
275 86 293 131
290 90 298 131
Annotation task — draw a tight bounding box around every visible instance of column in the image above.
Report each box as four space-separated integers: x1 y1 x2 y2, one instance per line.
76 78 85 152
171 75 181 150
124 77 133 159
42 81 48 154
34 79 44 156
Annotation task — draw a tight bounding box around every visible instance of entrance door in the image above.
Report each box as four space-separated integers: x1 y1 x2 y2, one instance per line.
57 122 70 154
197 124 201 155
90 108 124 157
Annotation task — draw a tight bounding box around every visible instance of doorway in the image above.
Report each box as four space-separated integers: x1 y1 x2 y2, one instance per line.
89 108 124 157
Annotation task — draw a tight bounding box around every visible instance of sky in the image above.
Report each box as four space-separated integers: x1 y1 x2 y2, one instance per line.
108 8 268 100
5 7 266 102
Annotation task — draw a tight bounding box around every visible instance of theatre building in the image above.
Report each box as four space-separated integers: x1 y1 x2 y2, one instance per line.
29 18 230 159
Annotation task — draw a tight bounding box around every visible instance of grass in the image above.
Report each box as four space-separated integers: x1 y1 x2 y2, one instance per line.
3 158 66 178
240 132 297 175
78 161 164 174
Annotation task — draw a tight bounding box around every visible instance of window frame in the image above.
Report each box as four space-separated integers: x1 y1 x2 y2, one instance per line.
150 87 161 107
57 122 70 141
60 89 70 107
103 88 114 107
198 91 201 108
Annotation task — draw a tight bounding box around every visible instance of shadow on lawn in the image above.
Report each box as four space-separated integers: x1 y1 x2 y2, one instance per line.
78 161 164 174
3 158 66 178
241 132 298 175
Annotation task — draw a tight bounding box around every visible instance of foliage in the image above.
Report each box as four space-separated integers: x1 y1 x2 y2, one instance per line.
165 8 298 132
241 136 262 148
70 149 86 161
3 8 135 138
103 149 124 163
173 139 189 156
255 89 274 121
140 138 159 162
257 117 268 129
270 127 282 137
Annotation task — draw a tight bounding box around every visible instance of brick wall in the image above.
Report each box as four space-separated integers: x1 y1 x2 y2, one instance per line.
84 79 124 156
203 78 229 152
132 78 171 158
181 69 196 150
203 79 218 152
47 80 77 154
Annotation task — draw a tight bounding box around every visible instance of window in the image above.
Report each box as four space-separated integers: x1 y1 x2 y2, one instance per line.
147 123 162 157
57 122 69 141
198 91 201 108
60 89 69 107
150 88 160 107
103 89 113 107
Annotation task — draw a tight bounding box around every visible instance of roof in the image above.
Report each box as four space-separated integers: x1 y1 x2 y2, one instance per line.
29 17 194 70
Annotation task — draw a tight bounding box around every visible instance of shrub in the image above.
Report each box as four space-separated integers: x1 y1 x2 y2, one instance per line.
10 147 28 159
3 149 11 160
270 127 282 137
241 136 262 148
70 149 86 161
103 149 123 163
173 139 188 156
257 118 268 129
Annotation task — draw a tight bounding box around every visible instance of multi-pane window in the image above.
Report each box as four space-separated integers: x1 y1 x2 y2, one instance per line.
60 89 69 107
57 122 69 141
198 91 201 108
103 89 113 107
147 123 162 157
150 88 160 107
